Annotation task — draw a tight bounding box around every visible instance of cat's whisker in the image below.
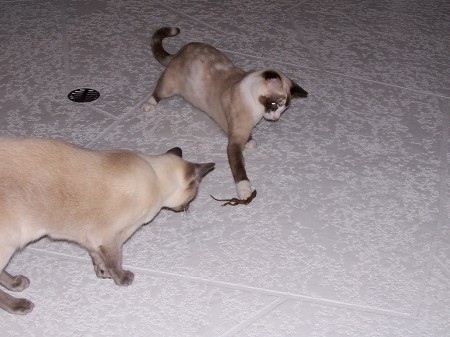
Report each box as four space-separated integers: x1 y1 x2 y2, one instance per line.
180 207 192 218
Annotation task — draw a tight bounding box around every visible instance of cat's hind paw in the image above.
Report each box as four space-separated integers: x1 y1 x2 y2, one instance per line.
141 96 158 112
9 275 30 292
0 271 30 292
245 139 257 150
236 180 253 200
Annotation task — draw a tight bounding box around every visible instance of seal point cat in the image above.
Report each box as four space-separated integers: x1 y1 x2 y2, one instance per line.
0 137 214 315
142 27 308 200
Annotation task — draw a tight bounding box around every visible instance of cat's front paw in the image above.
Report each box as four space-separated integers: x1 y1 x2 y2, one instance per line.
10 298 34 315
236 180 253 200
114 270 134 286
141 96 158 112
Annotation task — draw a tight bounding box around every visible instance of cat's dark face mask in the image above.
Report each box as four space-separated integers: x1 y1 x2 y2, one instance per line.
259 95 288 121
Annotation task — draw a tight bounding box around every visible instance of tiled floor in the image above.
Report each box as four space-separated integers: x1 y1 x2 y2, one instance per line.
1 0 449 336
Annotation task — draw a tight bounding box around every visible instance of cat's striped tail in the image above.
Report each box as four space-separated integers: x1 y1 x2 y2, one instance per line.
151 27 180 67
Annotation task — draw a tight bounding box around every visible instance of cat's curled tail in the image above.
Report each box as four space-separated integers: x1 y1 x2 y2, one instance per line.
151 27 180 66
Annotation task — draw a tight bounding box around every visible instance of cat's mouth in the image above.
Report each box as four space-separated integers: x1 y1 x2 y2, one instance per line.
168 205 189 212
264 112 280 121
264 105 287 121
168 200 193 213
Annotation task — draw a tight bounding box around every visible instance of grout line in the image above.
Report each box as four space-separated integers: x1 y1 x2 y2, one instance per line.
85 123 117 148
85 101 145 147
89 105 122 121
134 269 412 319
157 2 227 35
220 47 450 99
411 98 450 317
218 297 287 337
149 2 450 100
435 256 450 278
319 70 450 99
28 246 412 319
60 0 72 91
90 87 154 125
155 2 246 50
85 117 125 148
152 2 448 100
285 4 325 72
59 0 126 124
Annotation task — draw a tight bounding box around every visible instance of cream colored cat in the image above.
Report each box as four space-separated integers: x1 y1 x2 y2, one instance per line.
142 27 308 200
0 137 214 315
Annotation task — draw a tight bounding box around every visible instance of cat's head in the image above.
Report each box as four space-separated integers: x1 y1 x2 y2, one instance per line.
258 70 308 121
159 147 215 212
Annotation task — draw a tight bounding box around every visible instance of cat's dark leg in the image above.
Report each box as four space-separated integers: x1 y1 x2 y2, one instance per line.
93 242 134 286
0 270 30 292
0 234 22 290
88 251 112 279
0 256 33 314
227 135 253 199
141 69 178 112
0 288 34 315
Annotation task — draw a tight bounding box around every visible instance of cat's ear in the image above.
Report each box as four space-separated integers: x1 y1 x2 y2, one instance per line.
167 147 182 157
262 71 283 91
194 162 215 181
290 81 308 98
266 77 283 91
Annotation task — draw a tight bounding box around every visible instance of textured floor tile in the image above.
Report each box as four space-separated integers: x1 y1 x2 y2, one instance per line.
2 250 275 337
235 300 410 337
290 0 450 96
435 119 450 272
64 1 227 118
1 0 449 334
0 0 116 143
156 0 317 69
0 0 66 114
410 263 450 336
0 99 117 145
235 263 450 337
56 61 443 314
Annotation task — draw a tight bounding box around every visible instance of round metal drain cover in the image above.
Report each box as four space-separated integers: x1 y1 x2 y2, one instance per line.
68 88 100 103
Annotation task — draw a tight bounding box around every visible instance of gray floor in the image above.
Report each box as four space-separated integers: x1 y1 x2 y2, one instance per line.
1 0 450 336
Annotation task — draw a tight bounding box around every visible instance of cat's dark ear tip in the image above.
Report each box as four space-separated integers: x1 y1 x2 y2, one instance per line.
291 83 308 98
166 147 182 157
206 162 215 172
197 162 215 178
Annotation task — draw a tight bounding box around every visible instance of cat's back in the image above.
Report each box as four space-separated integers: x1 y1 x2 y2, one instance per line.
0 137 152 195
0 137 97 178
171 42 245 85
0 138 97 239
0 137 101 212
166 42 246 121
175 42 233 67
0 137 157 236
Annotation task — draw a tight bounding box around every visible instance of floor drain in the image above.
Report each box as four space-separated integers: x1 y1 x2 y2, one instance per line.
68 88 100 103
